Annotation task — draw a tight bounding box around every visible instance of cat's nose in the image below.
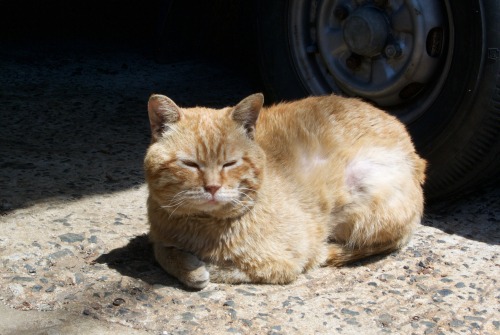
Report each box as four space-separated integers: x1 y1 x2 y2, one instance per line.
204 185 221 196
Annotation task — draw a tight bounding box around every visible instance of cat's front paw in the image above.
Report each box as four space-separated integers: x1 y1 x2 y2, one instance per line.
153 244 210 290
207 263 251 284
181 264 210 289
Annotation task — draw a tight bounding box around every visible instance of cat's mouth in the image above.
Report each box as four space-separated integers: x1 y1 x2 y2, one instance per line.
179 189 247 212
198 194 236 209
194 196 226 208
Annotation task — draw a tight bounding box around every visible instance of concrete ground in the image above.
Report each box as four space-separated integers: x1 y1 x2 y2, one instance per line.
0 41 499 335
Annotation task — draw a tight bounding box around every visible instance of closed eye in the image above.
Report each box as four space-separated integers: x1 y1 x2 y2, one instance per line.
181 160 200 169
223 160 237 168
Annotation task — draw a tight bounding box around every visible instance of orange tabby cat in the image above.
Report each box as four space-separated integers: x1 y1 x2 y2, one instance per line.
144 93 426 289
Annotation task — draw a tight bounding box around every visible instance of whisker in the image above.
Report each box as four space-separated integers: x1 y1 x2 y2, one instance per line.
231 198 252 213
160 201 185 209
160 198 187 209
238 192 254 201
155 190 193 218
169 190 190 202
237 187 260 199
237 188 257 204
237 187 259 193
168 200 187 219
159 190 191 209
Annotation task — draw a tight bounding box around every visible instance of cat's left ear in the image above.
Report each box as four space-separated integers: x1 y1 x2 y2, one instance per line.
232 93 264 139
148 94 182 141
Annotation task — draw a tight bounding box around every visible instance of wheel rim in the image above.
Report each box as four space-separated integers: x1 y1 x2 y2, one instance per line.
288 0 452 123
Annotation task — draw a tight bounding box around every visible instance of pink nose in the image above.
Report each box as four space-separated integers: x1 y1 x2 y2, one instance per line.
204 185 221 195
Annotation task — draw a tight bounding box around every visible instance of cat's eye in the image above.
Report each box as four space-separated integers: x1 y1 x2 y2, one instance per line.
223 160 238 168
181 160 200 169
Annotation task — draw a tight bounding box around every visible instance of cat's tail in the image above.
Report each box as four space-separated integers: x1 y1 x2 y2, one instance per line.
325 242 402 267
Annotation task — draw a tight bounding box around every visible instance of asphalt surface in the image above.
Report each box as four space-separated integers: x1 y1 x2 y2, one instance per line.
0 41 499 335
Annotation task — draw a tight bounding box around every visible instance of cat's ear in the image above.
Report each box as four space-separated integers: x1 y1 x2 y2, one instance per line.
232 93 264 139
148 94 182 141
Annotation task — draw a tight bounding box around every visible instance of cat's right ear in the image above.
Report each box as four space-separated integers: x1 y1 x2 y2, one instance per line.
148 94 182 141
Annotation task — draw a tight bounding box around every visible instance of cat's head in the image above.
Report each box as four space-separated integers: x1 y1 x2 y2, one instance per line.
144 93 266 218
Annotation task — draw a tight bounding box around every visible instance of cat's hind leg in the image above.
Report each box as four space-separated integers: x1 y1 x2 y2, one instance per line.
327 202 423 266
327 148 425 266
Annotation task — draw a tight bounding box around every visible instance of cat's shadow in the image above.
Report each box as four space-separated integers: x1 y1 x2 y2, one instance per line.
94 234 403 287
95 234 183 289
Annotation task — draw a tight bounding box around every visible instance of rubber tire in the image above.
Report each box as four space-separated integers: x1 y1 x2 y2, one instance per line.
256 0 500 201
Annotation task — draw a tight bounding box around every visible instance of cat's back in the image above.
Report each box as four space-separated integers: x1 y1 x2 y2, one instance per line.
256 95 415 164
257 95 409 148
255 95 425 196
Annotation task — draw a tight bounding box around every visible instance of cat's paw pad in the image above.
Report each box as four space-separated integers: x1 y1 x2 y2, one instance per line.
182 266 210 289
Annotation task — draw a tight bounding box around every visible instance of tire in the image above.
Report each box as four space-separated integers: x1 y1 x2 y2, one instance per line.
256 0 500 200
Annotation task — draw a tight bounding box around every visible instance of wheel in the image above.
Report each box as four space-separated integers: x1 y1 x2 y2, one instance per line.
256 0 500 200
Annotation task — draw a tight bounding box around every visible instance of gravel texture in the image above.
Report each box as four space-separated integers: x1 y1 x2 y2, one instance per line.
0 41 499 334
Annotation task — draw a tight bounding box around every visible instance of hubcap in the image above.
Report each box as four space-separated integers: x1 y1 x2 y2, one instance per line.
288 0 449 122
343 7 388 58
